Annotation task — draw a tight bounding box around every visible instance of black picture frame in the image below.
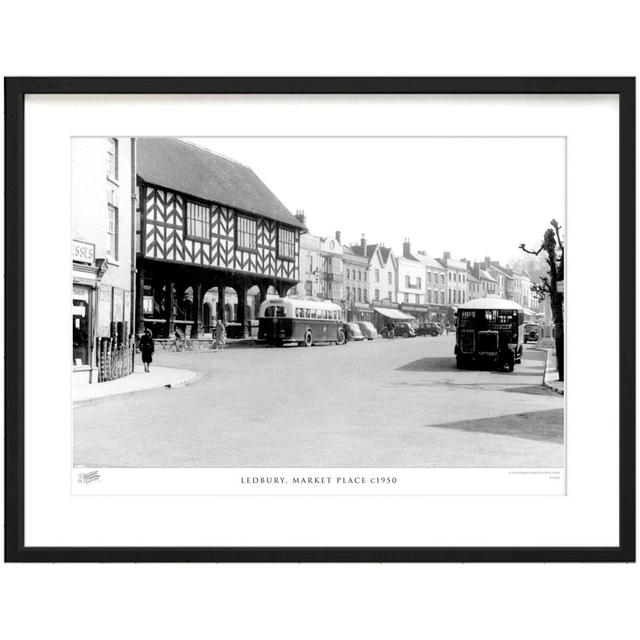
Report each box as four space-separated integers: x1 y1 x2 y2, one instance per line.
4 77 635 563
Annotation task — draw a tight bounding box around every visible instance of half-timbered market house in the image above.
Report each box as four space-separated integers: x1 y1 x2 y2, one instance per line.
136 138 305 339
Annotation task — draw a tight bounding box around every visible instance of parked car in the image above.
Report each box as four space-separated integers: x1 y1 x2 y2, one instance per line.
357 321 378 340
524 322 540 343
416 321 442 337
343 322 365 341
392 322 416 338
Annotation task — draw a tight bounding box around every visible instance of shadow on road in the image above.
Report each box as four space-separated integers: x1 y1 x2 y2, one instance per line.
396 357 457 372
426 408 564 444
397 356 544 376
503 385 557 396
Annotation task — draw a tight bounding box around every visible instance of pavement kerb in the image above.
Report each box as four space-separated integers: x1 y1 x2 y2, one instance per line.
534 346 564 396
73 368 205 408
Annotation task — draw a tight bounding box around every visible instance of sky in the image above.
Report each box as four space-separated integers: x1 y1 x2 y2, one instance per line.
185 137 565 266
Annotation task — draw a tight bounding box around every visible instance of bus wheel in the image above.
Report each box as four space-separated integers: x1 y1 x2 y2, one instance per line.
336 329 346 345
304 330 313 347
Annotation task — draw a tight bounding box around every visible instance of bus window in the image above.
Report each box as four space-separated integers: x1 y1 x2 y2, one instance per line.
459 310 475 328
295 307 301 318
265 306 275 318
305 308 310 319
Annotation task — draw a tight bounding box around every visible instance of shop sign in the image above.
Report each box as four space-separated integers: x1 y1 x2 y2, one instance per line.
73 240 95 264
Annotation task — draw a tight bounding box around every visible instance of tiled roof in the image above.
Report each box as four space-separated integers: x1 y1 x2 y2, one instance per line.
379 246 393 263
414 254 446 270
350 243 378 259
137 138 305 229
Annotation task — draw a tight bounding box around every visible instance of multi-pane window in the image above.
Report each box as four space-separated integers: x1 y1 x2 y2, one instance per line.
278 226 295 259
107 204 118 259
358 271 361 281
107 138 118 180
387 272 392 284
357 288 361 302
427 290 432 303
374 289 380 300
427 271 431 282
404 275 410 288
186 201 210 241
363 289 368 303
440 292 445 305
375 269 380 282
404 293 409 303
417 277 422 289
236 214 257 251
388 291 392 300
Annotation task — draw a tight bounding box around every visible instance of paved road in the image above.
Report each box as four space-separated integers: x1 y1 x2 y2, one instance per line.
74 335 564 468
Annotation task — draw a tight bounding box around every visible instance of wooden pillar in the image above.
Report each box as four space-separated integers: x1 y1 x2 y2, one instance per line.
217 285 225 324
166 279 175 338
136 264 146 335
236 282 248 338
191 280 203 339
255 282 268 317
277 282 290 298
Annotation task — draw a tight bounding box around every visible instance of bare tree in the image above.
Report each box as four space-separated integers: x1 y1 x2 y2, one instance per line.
519 219 564 381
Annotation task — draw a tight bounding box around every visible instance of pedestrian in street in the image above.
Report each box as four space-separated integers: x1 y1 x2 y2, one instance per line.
139 328 154 373
213 319 226 351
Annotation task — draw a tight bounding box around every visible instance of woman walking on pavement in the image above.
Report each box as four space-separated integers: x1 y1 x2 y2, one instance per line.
139 328 155 372
213 318 226 351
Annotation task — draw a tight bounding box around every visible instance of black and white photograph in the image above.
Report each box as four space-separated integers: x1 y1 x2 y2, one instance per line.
7 78 632 563
72 134 566 475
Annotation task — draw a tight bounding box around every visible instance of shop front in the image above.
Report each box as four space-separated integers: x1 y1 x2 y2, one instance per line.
372 306 416 332
72 240 100 383
73 239 133 384
399 303 432 325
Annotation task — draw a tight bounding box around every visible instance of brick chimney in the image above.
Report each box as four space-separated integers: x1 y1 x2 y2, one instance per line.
402 238 412 258
335 230 341 243
295 209 306 226
443 251 451 260
484 256 491 269
360 234 366 251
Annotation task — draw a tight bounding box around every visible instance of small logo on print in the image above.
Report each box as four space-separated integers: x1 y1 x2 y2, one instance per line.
78 470 101 484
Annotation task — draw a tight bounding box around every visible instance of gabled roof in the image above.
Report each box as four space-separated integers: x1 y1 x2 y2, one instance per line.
379 246 393 264
350 243 378 259
351 243 395 267
137 138 305 229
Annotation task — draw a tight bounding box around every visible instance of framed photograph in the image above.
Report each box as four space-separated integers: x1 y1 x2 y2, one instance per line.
5 77 635 562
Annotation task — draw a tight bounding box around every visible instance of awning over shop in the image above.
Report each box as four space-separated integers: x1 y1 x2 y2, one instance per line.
373 307 415 321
